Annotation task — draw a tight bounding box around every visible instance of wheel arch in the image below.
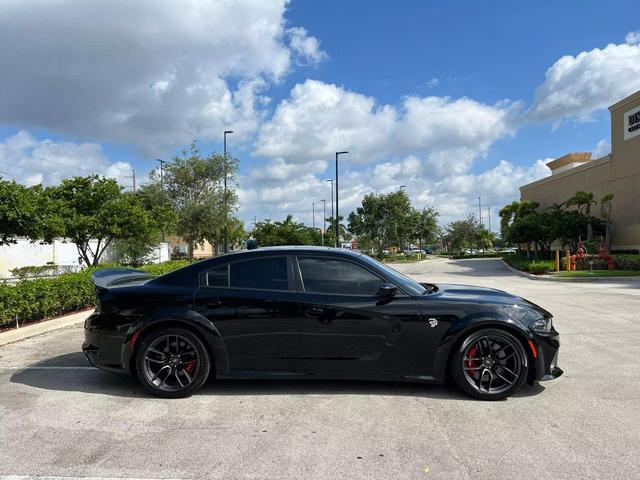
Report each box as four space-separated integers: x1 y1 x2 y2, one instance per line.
433 315 537 384
122 312 228 377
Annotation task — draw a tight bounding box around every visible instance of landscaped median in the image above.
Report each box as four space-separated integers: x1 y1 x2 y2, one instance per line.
0 260 188 330
502 253 640 278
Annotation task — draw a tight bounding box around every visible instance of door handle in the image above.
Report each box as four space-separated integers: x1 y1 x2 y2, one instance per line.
305 306 325 317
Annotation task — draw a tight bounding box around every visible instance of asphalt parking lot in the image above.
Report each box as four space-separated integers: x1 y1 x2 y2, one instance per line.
1 257 639 480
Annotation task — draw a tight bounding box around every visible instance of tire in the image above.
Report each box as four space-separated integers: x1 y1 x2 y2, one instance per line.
450 328 528 401
135 327 210 398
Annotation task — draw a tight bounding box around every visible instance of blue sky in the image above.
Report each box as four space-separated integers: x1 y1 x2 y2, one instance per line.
1 0 639 229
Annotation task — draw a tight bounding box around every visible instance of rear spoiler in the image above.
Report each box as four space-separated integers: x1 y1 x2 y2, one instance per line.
91 268 154 289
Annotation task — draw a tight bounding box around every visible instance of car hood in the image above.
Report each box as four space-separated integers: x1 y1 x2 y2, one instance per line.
422 283 552 317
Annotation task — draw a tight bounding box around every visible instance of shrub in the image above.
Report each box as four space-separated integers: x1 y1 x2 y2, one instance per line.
0 260 190 328
10 264 77 279
527 260 555 274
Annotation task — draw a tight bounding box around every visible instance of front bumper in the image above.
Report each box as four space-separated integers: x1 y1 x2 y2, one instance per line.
530 326 562 381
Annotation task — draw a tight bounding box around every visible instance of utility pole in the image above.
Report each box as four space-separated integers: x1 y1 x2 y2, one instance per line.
321 199 326 247
335 151 348 248
478 196 482 227
223 130 234 253
156 159 166 242
487 206 491 232
312 202 316 231
126 168 136 193
326 179 334 243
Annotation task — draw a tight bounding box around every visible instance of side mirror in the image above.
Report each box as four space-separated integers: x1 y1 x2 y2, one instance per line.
377 283 397 297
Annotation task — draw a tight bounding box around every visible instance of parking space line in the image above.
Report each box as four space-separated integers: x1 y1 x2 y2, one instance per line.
0 366 95 370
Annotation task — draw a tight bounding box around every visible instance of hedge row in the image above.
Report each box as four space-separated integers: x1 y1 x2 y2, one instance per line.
560 254 640 271
0 260 189 328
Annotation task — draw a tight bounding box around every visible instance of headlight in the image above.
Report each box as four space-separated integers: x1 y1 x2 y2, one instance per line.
497 304 552 332
531 316 552 332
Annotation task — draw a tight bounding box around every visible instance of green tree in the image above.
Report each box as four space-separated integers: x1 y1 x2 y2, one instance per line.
414 206 440 251
251 215 317 246
0 179 60 245
600 193 614 252
324 215 349 247
146 142 237 261
45 176 149 266
566 191 597 240
348 190 415 257
445 215 481 253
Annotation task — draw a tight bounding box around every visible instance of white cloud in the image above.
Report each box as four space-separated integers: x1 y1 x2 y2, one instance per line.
593 138 611 158
0 130 133 187
288 27 328 66
626 31 640 45
529 41 640 123
0 0 320 155
254 80 516 173
248 80 528 228
254 80 398 164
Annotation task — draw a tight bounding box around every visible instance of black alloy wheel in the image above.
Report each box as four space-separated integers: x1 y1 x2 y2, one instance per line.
136 327 210 398
451 328 528 400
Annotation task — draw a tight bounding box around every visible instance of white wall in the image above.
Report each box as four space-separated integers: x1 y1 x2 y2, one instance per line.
0 239 171 278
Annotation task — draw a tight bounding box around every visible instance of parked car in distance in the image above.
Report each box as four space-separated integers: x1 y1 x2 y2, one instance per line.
83 246 562 400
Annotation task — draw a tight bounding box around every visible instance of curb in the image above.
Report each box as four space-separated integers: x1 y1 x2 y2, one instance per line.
0 309 93 347
499 259 640 283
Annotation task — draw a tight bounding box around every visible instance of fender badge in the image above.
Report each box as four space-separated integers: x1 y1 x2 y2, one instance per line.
428 318 438 328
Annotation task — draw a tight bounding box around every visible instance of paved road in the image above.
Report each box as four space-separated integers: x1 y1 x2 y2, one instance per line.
1 258 639 479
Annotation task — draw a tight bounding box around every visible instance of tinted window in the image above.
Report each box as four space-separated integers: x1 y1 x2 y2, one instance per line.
207 265 228 287
298 257 384 295
230 257 288 290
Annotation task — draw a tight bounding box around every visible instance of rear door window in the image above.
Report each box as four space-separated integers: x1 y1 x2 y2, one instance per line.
230 257 288 291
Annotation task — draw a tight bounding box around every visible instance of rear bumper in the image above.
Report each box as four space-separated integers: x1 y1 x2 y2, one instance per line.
82 312 128 373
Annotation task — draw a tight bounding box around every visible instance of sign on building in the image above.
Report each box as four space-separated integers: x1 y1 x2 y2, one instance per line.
624 105 640 141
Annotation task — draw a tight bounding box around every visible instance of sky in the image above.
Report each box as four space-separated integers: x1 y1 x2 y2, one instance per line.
1 0 640 231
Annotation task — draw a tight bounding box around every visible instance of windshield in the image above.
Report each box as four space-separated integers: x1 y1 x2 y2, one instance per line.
357 253 427 296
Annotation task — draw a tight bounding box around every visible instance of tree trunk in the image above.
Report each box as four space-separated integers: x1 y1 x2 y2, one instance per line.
187 241 194 262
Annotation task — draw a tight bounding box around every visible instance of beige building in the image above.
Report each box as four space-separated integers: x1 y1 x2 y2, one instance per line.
520 89 640 250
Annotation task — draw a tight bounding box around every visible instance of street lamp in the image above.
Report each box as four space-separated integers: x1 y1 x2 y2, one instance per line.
312 202 316 231
400 185 407 191
321 199 326 246
223 130 234 253
325 179 334 242
335 151 348 248
156 159 167 242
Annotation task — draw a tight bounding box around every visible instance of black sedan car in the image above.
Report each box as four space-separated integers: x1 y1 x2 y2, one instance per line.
83 247 562 400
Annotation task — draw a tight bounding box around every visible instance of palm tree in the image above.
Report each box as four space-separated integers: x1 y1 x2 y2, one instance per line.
567 191 597 240
600 193 614 251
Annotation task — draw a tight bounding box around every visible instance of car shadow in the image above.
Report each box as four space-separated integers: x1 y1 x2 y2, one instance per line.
10 352 546 401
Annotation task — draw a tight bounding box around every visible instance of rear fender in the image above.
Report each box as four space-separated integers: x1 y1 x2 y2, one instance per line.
431 312 534 381
121 308 228 375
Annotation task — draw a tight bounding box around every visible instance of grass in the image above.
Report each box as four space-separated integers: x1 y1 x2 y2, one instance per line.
553 270 640 278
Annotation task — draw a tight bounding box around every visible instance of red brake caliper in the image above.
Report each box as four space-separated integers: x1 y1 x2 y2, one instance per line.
465 345 479 378
184 359 197 375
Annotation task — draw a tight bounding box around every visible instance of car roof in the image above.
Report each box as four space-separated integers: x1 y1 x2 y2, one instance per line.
217 246 362 259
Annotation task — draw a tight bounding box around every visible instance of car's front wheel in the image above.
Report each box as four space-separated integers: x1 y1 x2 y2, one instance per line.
136 327 210 398
450 328 528 400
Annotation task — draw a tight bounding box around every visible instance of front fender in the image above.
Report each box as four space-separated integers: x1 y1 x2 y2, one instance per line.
121 308 229 375
431 312 532 381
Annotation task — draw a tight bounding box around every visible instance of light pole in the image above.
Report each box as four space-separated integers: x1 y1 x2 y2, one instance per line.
156 159 166 242
478 196 482 227
325 179 334 242
335 151 348 248
223 130 233 253
400 185 407 191
312 202 316 231
321 199 326 246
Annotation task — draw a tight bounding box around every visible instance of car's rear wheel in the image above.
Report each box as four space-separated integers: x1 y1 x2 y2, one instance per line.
450 328 528 400
136 327 210 398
